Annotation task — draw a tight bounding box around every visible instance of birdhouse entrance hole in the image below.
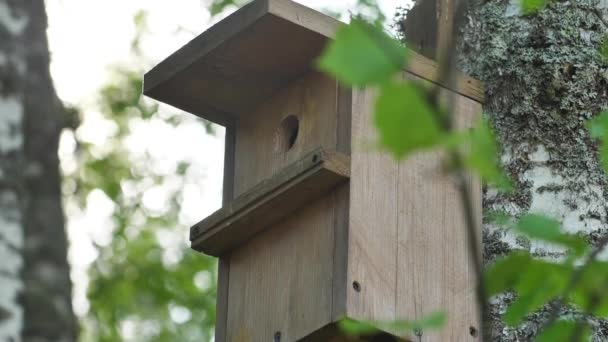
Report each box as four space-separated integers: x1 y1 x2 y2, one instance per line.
276 115 299 152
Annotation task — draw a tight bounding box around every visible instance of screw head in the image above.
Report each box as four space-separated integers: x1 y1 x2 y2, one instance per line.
352 281 361 292
469 326 478 337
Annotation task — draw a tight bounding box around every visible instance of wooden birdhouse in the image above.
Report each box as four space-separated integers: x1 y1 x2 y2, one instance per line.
143 0 484 340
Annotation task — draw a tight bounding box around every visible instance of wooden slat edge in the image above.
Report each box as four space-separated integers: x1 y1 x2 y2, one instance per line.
191 147 325 236
268 0 341 38
190 148 351 256
268 0 484 103
405 50 485 103
143 0 270 96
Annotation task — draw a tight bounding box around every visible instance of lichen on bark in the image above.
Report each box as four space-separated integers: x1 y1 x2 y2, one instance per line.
456 0 608 339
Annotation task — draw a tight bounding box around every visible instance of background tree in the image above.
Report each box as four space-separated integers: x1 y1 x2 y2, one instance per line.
70 13 218 341
0 0 75 341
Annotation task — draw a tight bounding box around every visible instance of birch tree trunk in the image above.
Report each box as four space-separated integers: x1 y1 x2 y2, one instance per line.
0 0 75 340
402 0 608 340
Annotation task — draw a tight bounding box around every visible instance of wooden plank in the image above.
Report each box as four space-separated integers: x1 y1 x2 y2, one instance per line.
394 90 481 341
143 0 483 127
347 87 399 322
406 50 484 104
214 123 236 342
331 184 350 322
347 72 481 340
190 148 350 256
226 192 337 341
336 84 352 155
233 71 339 196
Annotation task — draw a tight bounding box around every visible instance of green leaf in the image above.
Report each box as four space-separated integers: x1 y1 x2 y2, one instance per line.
569 261 608 316
520 0 547 15
600 38 608 61
515 214 588 256
338 312 446 336
587 111 608 172
210 0 237 15
485 252 573 326
485 210 511 225
485 252 532 296
317 19 407 86
338 318 381 335
374 81 442 159
537 321 589 342
463 120 512 191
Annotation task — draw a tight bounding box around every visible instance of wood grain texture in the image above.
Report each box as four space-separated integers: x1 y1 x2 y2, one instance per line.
233 71 339 196
347 72 482 341
406 50 484 104
347 86 399 322
215 124 236 341
190 148 350 256
226 193 337 341
395 91 482 341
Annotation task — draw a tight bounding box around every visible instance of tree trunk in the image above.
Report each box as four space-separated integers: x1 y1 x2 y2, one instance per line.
402 0 608 340
0 0 75 341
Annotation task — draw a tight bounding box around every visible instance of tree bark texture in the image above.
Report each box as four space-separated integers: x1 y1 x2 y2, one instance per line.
402 0 608 340
0 0 75 341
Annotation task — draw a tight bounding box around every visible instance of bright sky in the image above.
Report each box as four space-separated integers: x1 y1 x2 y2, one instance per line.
46 0 408 326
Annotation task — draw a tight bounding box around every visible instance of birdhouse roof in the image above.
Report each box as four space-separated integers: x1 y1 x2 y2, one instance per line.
143 0 483 126
143 0 340 126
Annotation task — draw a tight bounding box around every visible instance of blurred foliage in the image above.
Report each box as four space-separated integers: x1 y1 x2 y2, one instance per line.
63 11 217 342
338 312 445 336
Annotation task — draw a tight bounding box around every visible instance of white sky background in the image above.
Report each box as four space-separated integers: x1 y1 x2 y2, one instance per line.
46 0 409 325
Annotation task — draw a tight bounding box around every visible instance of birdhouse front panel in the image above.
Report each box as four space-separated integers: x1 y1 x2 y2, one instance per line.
232 71 343 196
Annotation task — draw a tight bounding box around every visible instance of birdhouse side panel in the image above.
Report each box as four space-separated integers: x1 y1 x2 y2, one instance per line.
347 71 482 341
233 71 339 197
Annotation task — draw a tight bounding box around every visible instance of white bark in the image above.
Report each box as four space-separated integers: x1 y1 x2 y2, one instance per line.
0 97 25 342
0 1 27 340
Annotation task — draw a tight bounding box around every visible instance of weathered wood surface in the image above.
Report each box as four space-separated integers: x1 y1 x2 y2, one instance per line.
226 187 347 341
214 123 236 341
233 72 340 196
190 148 350 256
347 72 482 341
143 0 483 126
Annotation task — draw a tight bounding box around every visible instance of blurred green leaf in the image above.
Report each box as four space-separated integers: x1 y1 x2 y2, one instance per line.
374 80 442 159
317 19 407 87
520 0 546 15
570 261 608 317
339 312 446 336
485 252 573 326
515 214 588 256
485 210 511 225
587 111 608 172
600 38 608 61
462 120 512 191
536 321 589 342
210 0 237 15
339 318 381 334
